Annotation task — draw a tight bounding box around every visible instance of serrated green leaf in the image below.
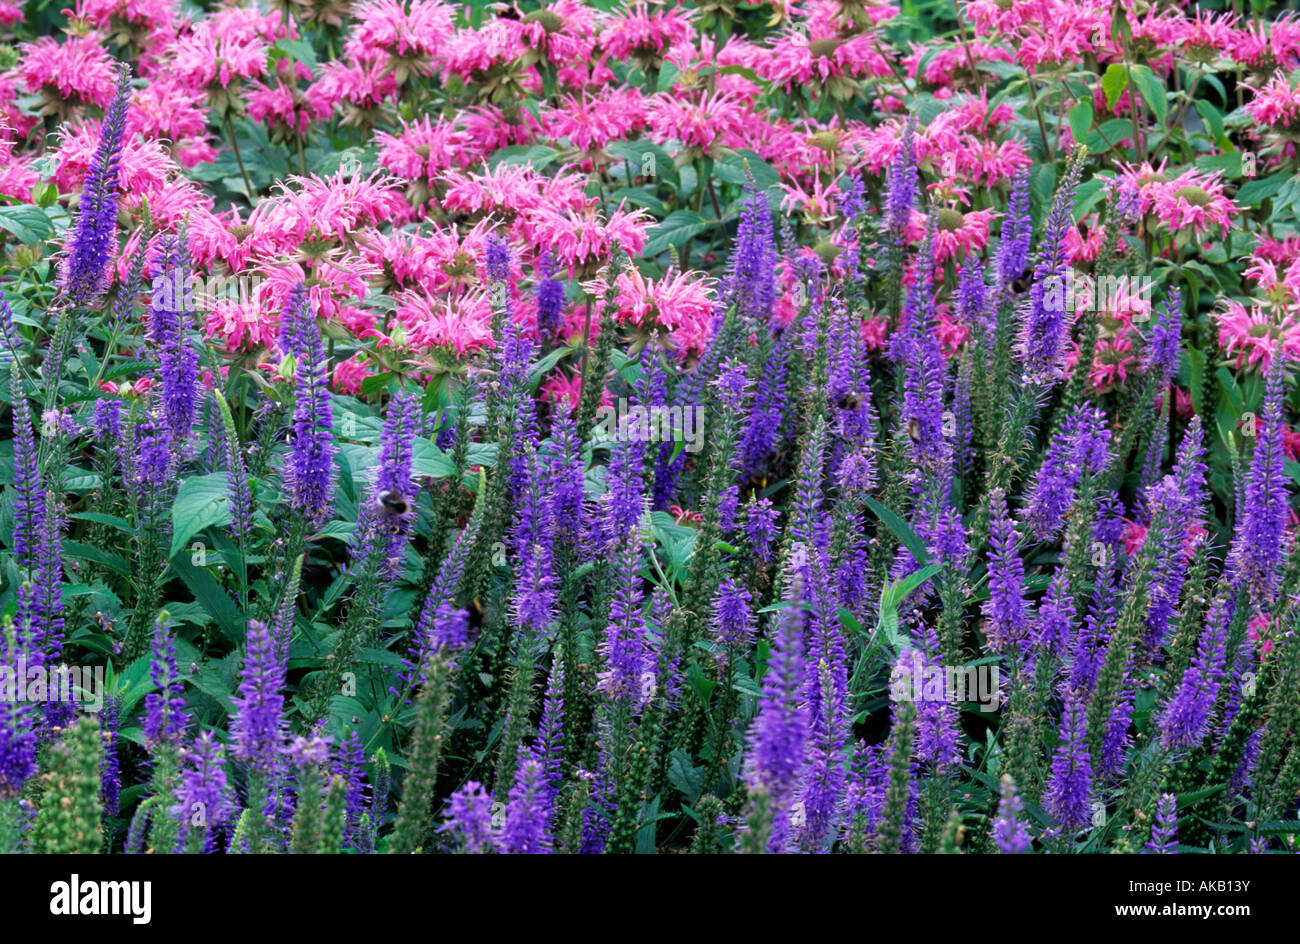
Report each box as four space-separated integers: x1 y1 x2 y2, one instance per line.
667 749 705 805
1068 100 1093 143
170 472 232 559
642 210 711 259
68 511 134 533
1236 173 1287 206
1101 63 1128 112
171 551 244 646
63 541 131 578
1194 100 1225 144
0 205 55 244
488 144 559 172
1129 64 1167 126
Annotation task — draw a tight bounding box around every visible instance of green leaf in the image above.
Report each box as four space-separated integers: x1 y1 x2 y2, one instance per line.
1195 152 1240 176
1129 64 1167 126
881 564 943 611
687 660 717 704
68 511 134 533
1183 346 1207 418
607 186 666 217
33 182 58 208
170 472 232 559
1032 163 1057 218
1067 100 1094 143
605 139 677 187
63 541 131 578
666 749 705 805
879 608 903 652
1236 173 1287 207
0 205 55 244
714 149 780 190
187 656 238 713
171 553 244 646
1194 100 1225 144
864 496 929 565
526 345 573 389
487 144 559 172
357 371 393 398
1073 178 1106 221
1101 63 1129 112
274 37 317 69
1084 118 1135 155
642 210 711 259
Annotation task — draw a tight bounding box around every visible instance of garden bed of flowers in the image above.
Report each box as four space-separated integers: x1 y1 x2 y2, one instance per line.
0 0 1299 856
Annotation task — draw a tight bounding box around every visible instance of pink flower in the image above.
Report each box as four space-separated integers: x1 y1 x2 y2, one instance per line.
247 73 330 140
780 172 847 226
1247 71 1300 128
258 259 377 328
670 505 703 525
309 54 399 118
1065 217 1107 264
440 19 532 81
935 304 969 356
1282 426 1300 463
515 0 600 72
100 377 154 397
909 39 1014 85
249 169 410 255
862 314 890 351
441 163 587 221
377 115 478 188
127 75 211 146
951 136 1032 188
541 370 600 414
0 141 37 203
1177 9 1241 62
1248 612 1275 658
761 27 892 91
1234 12 1300 71
204 299 281 353
20 35 118 110
525 202 650 276
1154 387 1194 422
1089 334 1139 393
541 87 647 153
647 89 756 158
1150 169 1238 239
1214 301 1300 374
394 290 494 356
599 2 697 65
344 0 454 72
586 266 716 356
924 206 995 263
1123 517 1205 560
54 120 189 209
332 355 371 396
168 7 285 92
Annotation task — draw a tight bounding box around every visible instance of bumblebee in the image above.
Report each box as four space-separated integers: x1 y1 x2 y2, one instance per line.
835 391 864 411
1009 266 1033 295
377 490 411 516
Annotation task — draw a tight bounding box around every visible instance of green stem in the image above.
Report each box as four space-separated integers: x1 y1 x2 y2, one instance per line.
225 114 255 199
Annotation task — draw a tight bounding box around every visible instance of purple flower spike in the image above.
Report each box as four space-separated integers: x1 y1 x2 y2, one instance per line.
231 619 286 774
60 64 131 304
1046 689 1094 833
281 285 336 526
